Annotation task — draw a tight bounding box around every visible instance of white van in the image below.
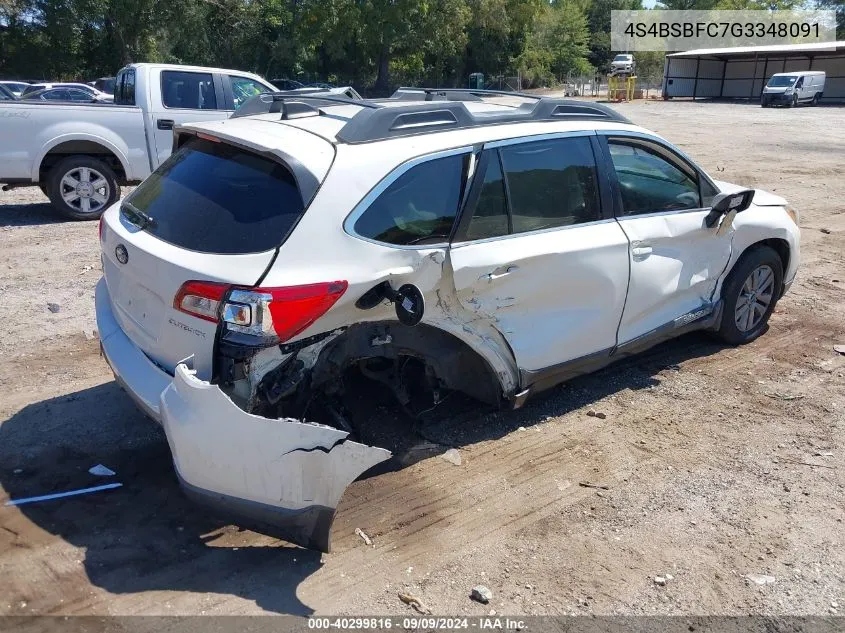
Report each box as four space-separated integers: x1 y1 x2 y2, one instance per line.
761 71 825 107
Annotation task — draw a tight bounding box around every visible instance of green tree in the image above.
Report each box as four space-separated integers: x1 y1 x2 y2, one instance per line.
518 0 593 86
815 0 844 39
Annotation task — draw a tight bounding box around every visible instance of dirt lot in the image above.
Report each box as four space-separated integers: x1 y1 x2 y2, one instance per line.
0 101 843 617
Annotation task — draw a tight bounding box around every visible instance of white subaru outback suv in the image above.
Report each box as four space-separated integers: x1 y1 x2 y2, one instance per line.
96 88 800 551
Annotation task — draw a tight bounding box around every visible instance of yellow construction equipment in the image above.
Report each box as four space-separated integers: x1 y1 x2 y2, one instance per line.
608 75 637 102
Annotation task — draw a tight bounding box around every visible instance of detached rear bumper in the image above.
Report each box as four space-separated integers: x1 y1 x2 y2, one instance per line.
160 364 391 552
96 277 170 423
96 277 391 552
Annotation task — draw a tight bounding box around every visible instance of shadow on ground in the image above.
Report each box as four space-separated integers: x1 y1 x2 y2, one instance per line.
0 381 321 615
0 331 725 613
0 200 65 227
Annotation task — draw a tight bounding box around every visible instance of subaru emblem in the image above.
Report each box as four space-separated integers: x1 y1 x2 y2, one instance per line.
115 244 129 265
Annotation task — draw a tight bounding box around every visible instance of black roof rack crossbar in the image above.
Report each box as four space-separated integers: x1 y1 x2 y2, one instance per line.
385 88 484 102
390 87 546 101
335 96 631 144
232 87 631 143
231 91 381 119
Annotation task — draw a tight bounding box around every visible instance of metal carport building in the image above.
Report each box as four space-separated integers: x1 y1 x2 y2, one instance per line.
662 41 845 103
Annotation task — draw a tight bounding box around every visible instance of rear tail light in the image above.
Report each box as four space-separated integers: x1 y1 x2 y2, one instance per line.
173 281 229 323
173 280 348 343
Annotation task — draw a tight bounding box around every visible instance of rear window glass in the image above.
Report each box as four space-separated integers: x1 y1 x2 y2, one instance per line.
124 138 305 254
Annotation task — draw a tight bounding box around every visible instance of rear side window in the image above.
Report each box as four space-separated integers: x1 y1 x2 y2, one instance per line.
114 69 136 105
501 137 600 233
464 136 600 240
161 71 216 109
466 154 509 240
123 138 305 254
353 153 468 246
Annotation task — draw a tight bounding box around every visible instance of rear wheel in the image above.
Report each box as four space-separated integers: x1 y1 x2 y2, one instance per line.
716 246 783 345
47 156 119 220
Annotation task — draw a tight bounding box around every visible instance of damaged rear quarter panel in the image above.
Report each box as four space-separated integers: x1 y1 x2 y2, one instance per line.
160 364 391 552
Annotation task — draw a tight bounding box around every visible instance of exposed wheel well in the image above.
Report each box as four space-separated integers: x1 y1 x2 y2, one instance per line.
309 322 504 407
39 141 127 184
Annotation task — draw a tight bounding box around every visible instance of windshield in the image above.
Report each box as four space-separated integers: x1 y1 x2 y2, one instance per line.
614 55 631 62
767 75 797 87
124 138 307 254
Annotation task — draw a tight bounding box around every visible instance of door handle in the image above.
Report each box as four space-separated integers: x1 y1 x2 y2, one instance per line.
157 119 175 130
484 265 518 281
632 245 653 259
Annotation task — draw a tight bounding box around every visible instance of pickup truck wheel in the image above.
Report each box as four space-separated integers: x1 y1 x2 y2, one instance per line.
716 246 783 345
47 156 119 220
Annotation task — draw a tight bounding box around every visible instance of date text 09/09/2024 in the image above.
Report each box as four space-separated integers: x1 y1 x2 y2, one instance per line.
307 617 527 630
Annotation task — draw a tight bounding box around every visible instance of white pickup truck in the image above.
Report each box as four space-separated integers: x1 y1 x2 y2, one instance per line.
0 63 277 219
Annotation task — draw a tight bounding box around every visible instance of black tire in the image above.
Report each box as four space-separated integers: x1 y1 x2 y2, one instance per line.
47 155 119 221
716 246 783 346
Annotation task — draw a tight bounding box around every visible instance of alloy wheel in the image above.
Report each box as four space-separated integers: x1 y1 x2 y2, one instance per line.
59 166 110 215
734 264 775 332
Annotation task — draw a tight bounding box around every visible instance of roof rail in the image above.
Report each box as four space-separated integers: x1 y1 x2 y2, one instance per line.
335 94 631 144
232 87 632 143
390 86 550 100
385 88 484 102
231 90 378 119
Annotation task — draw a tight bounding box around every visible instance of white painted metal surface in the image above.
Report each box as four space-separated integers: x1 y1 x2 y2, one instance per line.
450 221 630 371
616 209 733 343
666 41 845 59
161 364 391 552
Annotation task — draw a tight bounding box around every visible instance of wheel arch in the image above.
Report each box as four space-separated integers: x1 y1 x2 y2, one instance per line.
308 321 507 407
724 238 790 298
34 135 130 184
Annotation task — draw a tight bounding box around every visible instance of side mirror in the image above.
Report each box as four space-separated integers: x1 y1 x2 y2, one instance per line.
704 189 754 228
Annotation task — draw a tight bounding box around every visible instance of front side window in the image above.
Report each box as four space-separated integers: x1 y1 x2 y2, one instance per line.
161 71 216 110
608 140 700 215
229 75 271 109
352 153 468 246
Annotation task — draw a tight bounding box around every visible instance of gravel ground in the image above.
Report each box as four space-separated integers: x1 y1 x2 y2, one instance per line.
0 100 843 617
